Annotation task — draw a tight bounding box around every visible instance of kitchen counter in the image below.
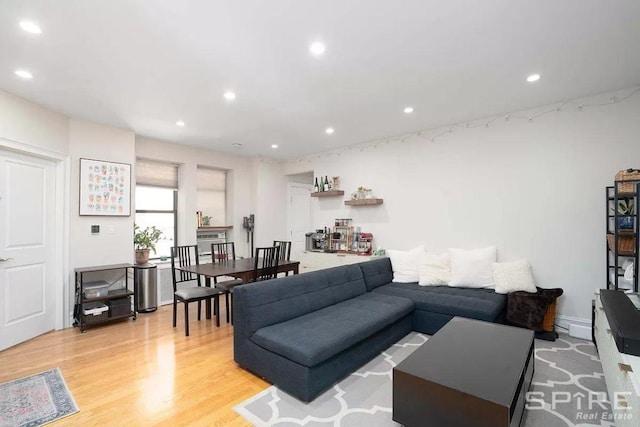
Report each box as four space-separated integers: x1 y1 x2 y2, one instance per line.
297 251 373 273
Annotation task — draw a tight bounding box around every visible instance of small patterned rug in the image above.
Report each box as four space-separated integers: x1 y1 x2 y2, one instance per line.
235 332 612 426
0 368 78 427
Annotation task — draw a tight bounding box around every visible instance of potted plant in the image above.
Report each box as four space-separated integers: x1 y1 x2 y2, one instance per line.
352 186 372 200
134 224 163 265
614 199 634 230
202 215 211 226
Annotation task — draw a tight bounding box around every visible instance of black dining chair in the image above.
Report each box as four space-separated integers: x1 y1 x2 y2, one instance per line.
211 242 242 324
171 245 225 336
273 240 292 276
252 246 281 283
211 242 236 264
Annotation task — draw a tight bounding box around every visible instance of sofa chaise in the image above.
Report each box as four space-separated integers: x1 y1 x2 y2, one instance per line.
233 257 506 402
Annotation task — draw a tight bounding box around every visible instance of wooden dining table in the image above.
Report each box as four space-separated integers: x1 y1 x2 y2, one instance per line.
176 257 300 286
176 258 300 324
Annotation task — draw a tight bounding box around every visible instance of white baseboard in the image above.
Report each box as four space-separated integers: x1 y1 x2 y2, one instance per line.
555 314 592 341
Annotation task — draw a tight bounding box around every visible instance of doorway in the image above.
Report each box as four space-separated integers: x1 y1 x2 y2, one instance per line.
0 148 60 350
287 183 312 260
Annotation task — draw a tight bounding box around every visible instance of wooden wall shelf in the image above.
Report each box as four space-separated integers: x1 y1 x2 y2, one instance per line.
345 198 384 206
197 225 233 230
311 190 345 197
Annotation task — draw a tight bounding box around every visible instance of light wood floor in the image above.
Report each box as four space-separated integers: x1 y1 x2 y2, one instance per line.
0 303 269 426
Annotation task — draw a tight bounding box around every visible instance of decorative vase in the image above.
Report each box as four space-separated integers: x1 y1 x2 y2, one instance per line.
135 249 150 265
617 216 634 230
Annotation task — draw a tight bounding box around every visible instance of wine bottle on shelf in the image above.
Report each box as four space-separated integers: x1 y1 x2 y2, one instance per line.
314 177 319 193
320 176 325 191
324 175 329 191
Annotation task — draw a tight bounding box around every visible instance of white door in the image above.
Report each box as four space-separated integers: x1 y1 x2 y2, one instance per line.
0 150 56 351
288 184 312 259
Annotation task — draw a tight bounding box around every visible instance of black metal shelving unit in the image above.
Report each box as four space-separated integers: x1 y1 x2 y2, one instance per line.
73 263 136 332
606 181 640 292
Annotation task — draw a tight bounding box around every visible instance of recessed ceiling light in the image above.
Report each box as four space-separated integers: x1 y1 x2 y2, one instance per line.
176 120 185 127
223 91 236 101
19 21 42 34
325 127 334 135
15 69 33 79
309 41 326 57
271 144 278 149
526 74 541 83
404 106 414 114
232 143 242 147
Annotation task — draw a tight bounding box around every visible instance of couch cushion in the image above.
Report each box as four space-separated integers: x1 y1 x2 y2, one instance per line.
251 292 414 367
372 282 506 321
236 264 367 334
358 257 393 291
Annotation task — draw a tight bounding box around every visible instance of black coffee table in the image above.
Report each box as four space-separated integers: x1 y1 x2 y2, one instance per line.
393 317 534 427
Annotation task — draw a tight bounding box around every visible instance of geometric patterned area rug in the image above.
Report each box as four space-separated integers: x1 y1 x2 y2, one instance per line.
235 332 613 427
0 368 79 427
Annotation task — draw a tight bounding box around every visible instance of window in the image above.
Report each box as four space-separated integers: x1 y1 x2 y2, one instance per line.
135 159 179 259
196 166 227 225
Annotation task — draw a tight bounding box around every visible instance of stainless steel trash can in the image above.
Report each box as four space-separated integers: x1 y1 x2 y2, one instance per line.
134 263 158 313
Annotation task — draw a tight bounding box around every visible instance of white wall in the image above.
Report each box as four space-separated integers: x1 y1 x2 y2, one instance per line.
253 159 288 253
68 119 136 268
285 89 640 322
288 171 314 185
0 89 68 154
135 136 254 257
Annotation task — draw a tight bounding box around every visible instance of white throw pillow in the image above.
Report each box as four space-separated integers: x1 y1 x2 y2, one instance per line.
387 245 425 283
417 252 451 286
624 262 635 281
448 246 497 289
492 260 538 294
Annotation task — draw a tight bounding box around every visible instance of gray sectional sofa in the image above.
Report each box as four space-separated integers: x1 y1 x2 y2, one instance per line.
233 257 506 402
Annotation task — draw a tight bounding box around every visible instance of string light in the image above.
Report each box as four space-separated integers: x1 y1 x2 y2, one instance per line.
293 86 640 162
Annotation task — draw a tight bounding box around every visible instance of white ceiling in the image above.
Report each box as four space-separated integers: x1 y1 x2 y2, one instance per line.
1 0 639 159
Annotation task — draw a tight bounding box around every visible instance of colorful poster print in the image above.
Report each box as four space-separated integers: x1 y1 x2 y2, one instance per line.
79 158 131 216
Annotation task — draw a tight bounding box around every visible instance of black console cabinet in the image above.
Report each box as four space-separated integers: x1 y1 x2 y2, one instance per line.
73 263 136 332
600 289 640 356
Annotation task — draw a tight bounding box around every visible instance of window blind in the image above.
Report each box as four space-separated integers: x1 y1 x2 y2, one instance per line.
197 166 227 225
197 167 226 191
136 158 179 189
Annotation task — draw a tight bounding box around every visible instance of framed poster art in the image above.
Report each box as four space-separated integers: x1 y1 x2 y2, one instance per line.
79 158 131 216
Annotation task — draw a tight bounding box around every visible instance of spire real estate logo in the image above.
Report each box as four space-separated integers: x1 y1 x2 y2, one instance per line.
526 391 633 422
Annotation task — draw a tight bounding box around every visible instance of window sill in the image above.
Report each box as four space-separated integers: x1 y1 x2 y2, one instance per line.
147 259 171 269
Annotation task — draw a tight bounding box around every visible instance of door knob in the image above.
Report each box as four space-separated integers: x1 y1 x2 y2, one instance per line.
0 258 13 263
